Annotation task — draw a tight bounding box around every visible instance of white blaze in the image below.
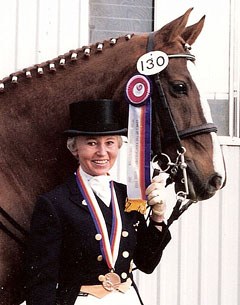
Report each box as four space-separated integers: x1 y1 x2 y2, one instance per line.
187 61 226 186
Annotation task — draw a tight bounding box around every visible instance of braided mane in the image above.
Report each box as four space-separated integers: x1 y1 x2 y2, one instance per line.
0 34 134 93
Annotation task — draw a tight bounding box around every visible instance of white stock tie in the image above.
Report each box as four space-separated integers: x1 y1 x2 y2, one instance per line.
89 176 111 207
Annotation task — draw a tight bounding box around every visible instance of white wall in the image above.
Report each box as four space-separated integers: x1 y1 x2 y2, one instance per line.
154 0 230 96
0 1 239 305
0 0 89 79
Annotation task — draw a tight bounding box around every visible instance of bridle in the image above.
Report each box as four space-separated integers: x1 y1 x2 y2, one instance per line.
146 32 218 223
151 70 217 196
147 32 217 155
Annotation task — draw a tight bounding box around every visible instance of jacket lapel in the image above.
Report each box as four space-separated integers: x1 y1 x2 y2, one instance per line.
66 174 89 213
66 175 124 227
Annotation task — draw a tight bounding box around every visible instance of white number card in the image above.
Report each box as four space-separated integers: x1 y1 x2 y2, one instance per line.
137 51 169 76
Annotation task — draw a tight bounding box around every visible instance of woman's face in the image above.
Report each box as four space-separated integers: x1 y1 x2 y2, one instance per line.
73 135 121 176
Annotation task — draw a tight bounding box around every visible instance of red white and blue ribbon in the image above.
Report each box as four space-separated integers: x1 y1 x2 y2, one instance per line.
76 167 122 270
125 74 152 205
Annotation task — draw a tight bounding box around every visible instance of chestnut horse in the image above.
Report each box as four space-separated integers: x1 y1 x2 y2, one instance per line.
0 9 225 305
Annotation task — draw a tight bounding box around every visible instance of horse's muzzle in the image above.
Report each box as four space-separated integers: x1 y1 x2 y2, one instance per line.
208 174 223 191
188 172 224 201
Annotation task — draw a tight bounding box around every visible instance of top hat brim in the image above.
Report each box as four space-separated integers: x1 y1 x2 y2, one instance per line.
63 128 128 137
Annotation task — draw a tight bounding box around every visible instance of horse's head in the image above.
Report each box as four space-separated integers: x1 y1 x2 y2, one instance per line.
149 8 226 201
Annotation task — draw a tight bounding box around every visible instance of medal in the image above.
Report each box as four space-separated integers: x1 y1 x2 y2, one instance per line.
76 168 123 292
100 272 121 291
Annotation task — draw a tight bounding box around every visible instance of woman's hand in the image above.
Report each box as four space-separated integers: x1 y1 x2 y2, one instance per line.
145 174 168 223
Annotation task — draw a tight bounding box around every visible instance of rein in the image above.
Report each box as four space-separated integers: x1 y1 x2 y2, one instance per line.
147 32 218 224
0 206 28 248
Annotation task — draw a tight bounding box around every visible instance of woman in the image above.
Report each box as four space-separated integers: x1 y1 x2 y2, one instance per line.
25 99 171 305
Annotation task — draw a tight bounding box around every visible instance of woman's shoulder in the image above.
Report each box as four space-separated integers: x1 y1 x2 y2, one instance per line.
39 174 78 201
112 180 127 192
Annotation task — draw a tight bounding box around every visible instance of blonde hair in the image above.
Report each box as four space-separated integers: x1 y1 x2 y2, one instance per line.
67 137 77 153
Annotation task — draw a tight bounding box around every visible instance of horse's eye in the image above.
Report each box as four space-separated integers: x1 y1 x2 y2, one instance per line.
170 82 188 95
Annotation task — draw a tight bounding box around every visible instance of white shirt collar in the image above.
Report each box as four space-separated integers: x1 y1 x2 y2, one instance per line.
79 167 111 206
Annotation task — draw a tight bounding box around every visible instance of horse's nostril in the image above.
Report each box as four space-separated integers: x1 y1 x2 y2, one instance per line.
209 175 222 190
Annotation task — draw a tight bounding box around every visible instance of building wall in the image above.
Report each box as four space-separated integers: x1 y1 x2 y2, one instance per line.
0 1 239 305
89 0 153 42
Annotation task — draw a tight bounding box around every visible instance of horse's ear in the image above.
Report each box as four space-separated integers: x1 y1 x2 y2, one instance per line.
157 8 193 43
182 15 205 45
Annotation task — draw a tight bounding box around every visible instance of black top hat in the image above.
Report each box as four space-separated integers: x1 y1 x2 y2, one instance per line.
64 99 127 137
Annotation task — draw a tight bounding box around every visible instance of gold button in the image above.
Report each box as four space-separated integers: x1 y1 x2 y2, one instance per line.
129 260 134 273
97 255 103 261
121 272 127 279
122 251 129 258
122 231 129 237
98 274 105 282
95 233 102 241
82 200 87 206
